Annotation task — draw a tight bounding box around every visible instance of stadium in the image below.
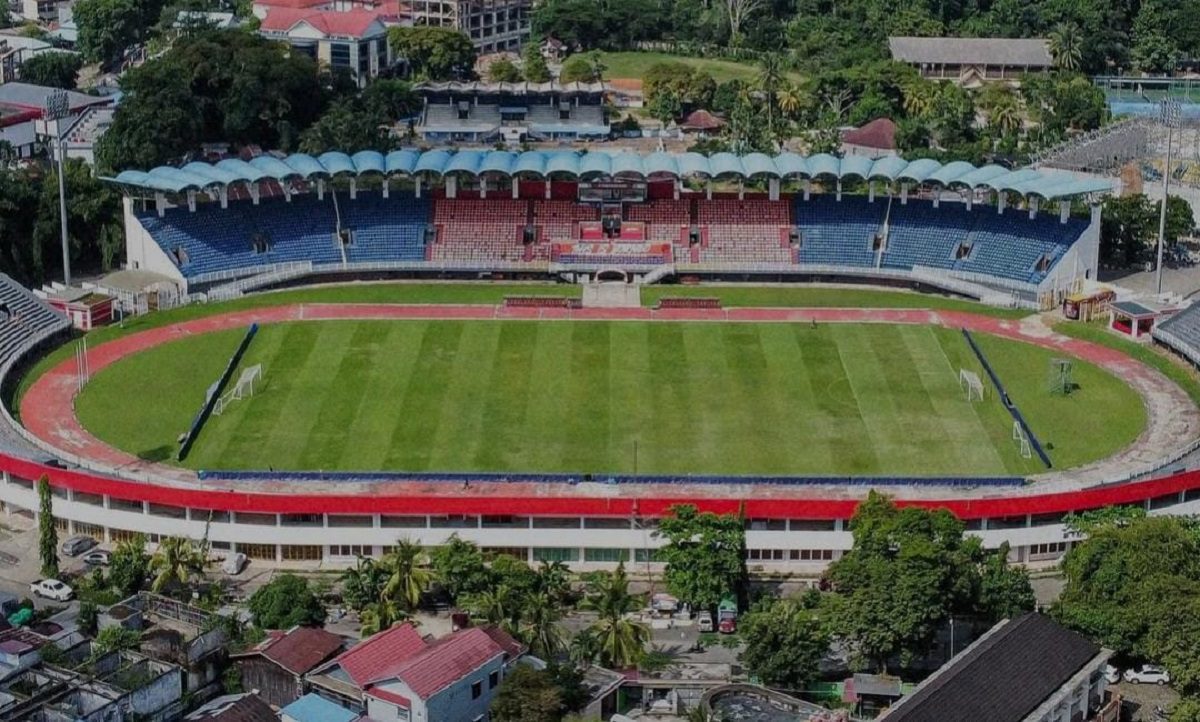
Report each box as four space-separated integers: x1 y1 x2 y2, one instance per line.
2 146 1200 576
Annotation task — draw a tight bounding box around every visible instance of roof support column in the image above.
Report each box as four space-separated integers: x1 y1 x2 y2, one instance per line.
900 182 908 205
480 177 487 199
317 179 325 202
674 180 680 201
933 193 940 209
738 181 744 201
545 180 552 199
155 192 165 217
835 179 842 202
250 182 260 206
868 181 875 203
966 192 972 211
219 186 228 210
415 176 422 199
1029 196 1038 220
706 181 712 201
382 178 390 199
283 182 291 203
446 175 457 199
512 179 519 199
997 191 1006 215
803 180 810 201
349 178 357 200
187 190 196 213
1059 200 1069 224
768 178 779 201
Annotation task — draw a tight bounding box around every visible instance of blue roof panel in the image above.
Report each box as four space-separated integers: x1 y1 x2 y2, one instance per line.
807 153 840 178
351 150 385 175
512 151 547 175
317 152 355 176
708 152 743 177
384 149 420 175
249 156 301 179
773 153 807 177
479 150 516 175
414 149 452 175
283 154 325 178
544 151 581 176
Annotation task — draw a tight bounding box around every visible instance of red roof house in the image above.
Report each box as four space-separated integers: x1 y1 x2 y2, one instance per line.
679 109 726 133
841 117 898 158
230 627 345 708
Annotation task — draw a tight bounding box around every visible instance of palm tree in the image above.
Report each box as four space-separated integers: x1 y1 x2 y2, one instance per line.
776 85 805 119
463 587 511 626
533 560 572 603
1048 22 1082 72
341 557 387 612
756 53 785 140
381 540 433 611
359 597 409 638
520 592 566 659
149 537 206 593
901 79 937 118
582 563 649 669
569 628 601 669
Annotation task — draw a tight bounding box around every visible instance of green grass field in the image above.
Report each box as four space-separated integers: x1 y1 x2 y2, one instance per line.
74 319 1144 477
597 51 802 84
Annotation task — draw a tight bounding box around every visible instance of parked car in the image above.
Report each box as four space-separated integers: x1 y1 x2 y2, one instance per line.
60 535 97 557
1104 665 1120 684
1124 665 1171 685
82 549 111 566
30 579 74 601
697 611 714 633
221 552 247 576
718 617 737 634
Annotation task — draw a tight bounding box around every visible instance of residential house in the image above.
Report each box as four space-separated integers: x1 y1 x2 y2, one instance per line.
842 117 898 159
881 613 1114 722
256 7 394 87
230 626 344 708
184 692 277 721
888 37 1053 87
281 693 361 722
307 623 525 722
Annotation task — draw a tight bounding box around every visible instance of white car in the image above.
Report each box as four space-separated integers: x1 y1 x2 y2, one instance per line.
29 579 74 602
1124 665 1171 685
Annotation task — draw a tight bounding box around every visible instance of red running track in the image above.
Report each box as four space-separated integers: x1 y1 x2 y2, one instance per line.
12 303 1200 520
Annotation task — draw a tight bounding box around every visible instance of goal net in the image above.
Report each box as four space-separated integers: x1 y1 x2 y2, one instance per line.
213 364 262 416
1012 420 1032 459
959 368 985 402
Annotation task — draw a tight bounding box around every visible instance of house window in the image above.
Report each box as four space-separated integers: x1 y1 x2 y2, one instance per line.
471 681 482 699
489 671 499 689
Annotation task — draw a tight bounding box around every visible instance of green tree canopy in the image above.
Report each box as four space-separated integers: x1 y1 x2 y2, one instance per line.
389 26 475 81
37 476 58 579
489 664 563 722
739 594 829 690
19 52 83 89
826 491 983 671
248 573 327 629
522 43 552 83
654 504 746 613
558 54 600 84
430 534 493 601
487 57 523 83
109 534 149 596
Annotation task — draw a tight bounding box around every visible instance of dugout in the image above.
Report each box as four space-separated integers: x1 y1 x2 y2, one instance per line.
1109 301 1161 339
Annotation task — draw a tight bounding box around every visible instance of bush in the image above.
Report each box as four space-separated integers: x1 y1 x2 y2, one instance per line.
248 574 326 630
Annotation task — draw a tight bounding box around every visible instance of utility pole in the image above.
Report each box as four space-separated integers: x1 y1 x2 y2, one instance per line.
1156 99 1182 296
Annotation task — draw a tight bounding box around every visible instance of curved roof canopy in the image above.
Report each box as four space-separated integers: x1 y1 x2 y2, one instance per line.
106 150 1113 199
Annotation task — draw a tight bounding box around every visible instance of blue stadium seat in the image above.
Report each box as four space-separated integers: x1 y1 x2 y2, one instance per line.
792 196 884 267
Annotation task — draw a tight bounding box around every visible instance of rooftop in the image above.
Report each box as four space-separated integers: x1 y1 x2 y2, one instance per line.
889 36 1053 68
281 693 359 722
235 626 343 676
881 613 1105 722
322 623 428 687
843 117 897 150
0 83 112 114
184 692 276 721
258 8 387 37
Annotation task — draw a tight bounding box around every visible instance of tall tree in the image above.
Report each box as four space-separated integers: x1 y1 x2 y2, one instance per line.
249 574 327 629
739 595 829 691
430 534 493 602
488 57 523 83
522 43 552 83
654 504 746 613
520 592 567 659
37 476 58 579
490 664 564 722
389 26 476 81
109 533 149 596
19 53 83 89
381 539 433 611
975 544 1036 621
826 492 980 672
725 0 764 46
149 536 206 593
73 0 142 65
559 54 600 83
756 53 785 141
1048 23 1083 71
583 563 649 668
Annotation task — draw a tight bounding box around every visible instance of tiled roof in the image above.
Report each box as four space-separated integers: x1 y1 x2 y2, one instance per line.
184 692 276 722
250 626 344 676
259 7 386 37
843 117 897 150
253 0 331 9
889 36 1052 67
329 623 429 687
681 109 725 131
365 686 412 709
389 627 506 699
479 625 525 660
883 613 1103 722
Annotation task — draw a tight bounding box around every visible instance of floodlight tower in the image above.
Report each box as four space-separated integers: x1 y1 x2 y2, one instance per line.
42 89 72 287
1156 98 1182 296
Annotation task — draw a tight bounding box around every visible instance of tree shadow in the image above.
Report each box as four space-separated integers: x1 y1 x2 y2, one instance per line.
137 445 175 462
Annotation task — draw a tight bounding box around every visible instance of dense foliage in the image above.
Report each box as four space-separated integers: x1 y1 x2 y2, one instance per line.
388 27 476 81
19 53 84 89
739 593 829 690
1100 194 1195 267
37 476 58 579
248 573 327 629
654 504 747 613
489 664 586 722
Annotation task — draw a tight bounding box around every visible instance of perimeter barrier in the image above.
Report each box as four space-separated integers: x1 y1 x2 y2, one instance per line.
178 323 258 462
961 328 1053 468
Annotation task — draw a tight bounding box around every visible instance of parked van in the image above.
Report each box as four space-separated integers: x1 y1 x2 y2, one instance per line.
60 535 97 557
697 611 714 633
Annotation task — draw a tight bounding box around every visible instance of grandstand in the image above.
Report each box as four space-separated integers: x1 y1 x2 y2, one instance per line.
413 82 610 143
114 149 1108 305
0 274 70 371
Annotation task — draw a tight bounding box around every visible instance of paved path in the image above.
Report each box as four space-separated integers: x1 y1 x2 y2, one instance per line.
19 304 1200 499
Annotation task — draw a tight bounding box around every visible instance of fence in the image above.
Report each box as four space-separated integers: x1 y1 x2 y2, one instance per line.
961 329 1053 468
177 324 258 461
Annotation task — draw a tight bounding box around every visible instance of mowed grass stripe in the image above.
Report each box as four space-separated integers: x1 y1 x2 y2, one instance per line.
77 320 1147 476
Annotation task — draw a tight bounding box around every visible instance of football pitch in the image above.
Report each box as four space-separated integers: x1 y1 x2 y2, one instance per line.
75 319 1146 477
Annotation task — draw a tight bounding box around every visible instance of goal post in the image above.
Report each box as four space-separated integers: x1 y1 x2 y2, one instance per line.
214 364 263 416
1012 420 1032 459
959 368 985 402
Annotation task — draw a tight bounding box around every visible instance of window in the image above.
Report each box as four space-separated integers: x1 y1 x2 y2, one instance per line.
746 549 787 561
281 513 322 527
328 515 373 527
240 543 276 561
789 519 835 532
430 515 478 528
489 671 499 689
73 492 103 506
788 549 835 561
745 519 786 531
331 545 372 558
236 512 277 526
532 547 578 562
190 509 230 523
282 545 322 561
109 497 144 513
482 515 529 528
583 518 630 530
148 503 186 519
532 517 579 529
381 515 426 528
1028 542 1067 558
251 233 271 254
73 522 103 539
471 681 482 699
482 547 529 561
1035 254 1052 273
1150 493 1180 510
635 548 664 563
584 548 629 563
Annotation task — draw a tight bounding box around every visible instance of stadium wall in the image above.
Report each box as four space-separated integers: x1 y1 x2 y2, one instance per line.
1037 204 1102 298
2 452 1200 575
123 198 187 288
